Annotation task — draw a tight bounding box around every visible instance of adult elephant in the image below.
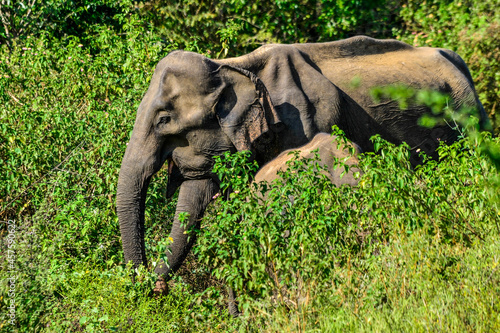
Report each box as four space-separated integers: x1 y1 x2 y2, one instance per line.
116 36 487 290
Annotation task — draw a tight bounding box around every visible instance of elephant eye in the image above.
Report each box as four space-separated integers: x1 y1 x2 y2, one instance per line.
158 116 171 124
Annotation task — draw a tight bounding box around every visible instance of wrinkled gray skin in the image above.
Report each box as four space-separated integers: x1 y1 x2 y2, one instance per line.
116 36 487 293
254 132 361 187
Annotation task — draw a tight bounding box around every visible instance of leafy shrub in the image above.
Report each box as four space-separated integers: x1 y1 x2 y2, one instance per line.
0 0 135 49
0 13 182 331
196 127 500 325
136 0 399 57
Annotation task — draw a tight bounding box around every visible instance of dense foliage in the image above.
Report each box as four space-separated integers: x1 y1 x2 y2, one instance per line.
0 0 499 331
200 128 500 331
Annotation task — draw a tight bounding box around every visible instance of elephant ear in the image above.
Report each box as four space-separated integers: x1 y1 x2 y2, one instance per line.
214 65 282 151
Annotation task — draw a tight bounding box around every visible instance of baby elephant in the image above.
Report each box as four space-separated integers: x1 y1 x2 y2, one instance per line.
254 132 362 186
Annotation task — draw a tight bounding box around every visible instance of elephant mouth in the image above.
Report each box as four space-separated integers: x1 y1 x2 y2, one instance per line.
166 157 183 199
165 154 216 199
164 131 234 199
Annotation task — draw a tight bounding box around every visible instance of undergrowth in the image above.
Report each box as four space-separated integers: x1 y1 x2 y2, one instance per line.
196 127 500 332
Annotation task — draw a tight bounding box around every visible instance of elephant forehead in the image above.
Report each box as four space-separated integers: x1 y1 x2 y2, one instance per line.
158 70 201 92
157 51 219 83
156 68 220 101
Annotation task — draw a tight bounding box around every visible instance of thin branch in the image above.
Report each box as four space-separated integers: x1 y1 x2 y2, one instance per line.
228 16 262 30
7 91 22 105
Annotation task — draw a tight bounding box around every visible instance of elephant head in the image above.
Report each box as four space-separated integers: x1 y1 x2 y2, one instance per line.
116 51 281 280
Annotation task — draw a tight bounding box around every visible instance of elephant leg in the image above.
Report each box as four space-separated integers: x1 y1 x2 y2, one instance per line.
153 276 168 296
154 179 219 289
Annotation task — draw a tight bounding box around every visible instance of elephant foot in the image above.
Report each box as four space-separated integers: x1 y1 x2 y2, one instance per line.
153 277 169 297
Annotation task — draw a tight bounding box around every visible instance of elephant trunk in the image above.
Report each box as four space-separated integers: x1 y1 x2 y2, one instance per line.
155 178 219 280
116 168 149 269
116 137 162 269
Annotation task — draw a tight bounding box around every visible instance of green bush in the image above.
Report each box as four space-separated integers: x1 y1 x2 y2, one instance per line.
196 128 500 329
0 13 185 331
0 0 135 49
136 0 399 57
